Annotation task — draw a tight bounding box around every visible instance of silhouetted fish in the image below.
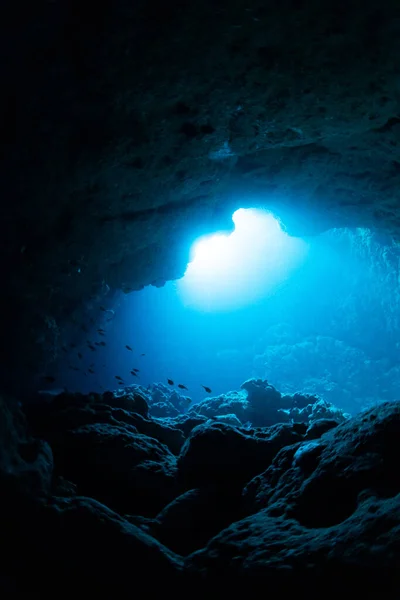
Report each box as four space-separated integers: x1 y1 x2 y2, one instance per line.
167 379 174 385
178 384 188 390
125 345 133 351
201 385 212 393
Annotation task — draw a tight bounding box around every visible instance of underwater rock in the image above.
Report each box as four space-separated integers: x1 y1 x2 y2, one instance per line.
304 418 339 440
4 496 183 594
1 388 400 591
51 422 178 516
30 388 149 419
189 390 249 422
289 392 321 409
168 413 209 437
177 420 304 490
0 394 183 593
123 514 158 535
185 401 400 590
188 379 348 429
151 401 180 418
119 411 185 455
147 383 194 417
52 475 78 497
0 394 53 501
186 495 400 592
242 378 327 426
290 399 350 425
101 389 149 417
154 487 241 556
27 402 139 440
27 390 184 454
241 378 283 412
309 398 350 423
207 413 243 427
243 401 400 525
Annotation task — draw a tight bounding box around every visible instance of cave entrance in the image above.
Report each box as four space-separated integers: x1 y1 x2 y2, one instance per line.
49 215 400 417
177 208 309 311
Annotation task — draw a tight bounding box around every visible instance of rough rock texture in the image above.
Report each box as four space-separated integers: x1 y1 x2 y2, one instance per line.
186 401 400 590
3 0 400 389
54 422 178 516
5 494 183 594
0 394 53 500
0 393 183 594
1 388 399 592
188 378 349 426
243 400 400 524
30 395 184 454
154 487 239 556
177 420 305 489
26 391 184 515
186 496 400 592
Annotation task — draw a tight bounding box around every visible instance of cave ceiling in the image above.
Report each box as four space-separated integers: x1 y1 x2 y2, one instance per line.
2 0 400 391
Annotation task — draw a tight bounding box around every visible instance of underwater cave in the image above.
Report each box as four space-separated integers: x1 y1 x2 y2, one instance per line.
1 0 400 595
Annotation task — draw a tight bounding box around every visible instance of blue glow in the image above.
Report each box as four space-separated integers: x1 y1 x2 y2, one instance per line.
178 208 309 310
47 222 400 418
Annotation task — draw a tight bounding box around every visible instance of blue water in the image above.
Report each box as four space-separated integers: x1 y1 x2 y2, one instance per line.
49 210 400 415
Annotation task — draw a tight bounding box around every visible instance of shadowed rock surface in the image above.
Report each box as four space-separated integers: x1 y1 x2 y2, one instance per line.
1 386 399 593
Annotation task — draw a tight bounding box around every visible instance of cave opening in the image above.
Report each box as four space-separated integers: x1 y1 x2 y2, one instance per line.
178 208 308 311
46 210 400 416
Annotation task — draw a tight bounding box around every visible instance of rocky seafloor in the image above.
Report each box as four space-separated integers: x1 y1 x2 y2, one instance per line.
1 379 399 594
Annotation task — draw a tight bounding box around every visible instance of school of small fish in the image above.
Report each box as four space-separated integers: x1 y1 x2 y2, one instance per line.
42 304 212 398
